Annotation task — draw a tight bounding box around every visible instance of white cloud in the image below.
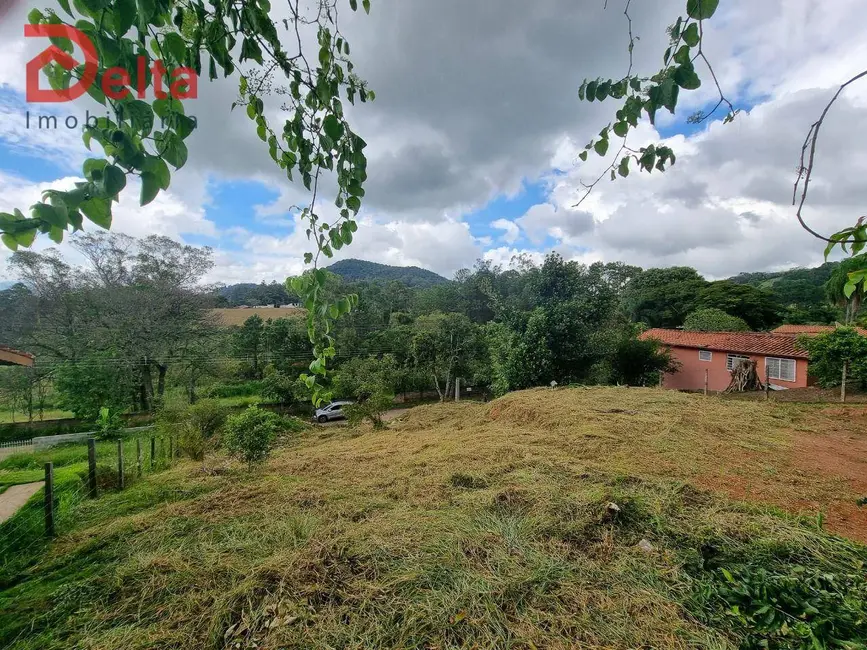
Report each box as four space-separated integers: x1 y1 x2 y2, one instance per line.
491 218 520 244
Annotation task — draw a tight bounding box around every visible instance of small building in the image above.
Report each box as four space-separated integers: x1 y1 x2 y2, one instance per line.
640 329 809 391
0 345 35 367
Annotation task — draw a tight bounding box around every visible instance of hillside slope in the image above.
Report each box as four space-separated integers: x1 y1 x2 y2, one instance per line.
2 388 867 649
326 258 449 287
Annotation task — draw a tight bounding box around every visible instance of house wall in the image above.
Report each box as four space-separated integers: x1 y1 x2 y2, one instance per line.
661 346 809 392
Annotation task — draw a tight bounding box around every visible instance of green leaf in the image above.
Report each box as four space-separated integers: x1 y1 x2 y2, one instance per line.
135 0 156 24
686 0 719 20
57 0 73 17
172 114 197 139
48 226 64 244
612 121 629 138
240 37 264 65
153 97 184 119
585 80 598 102
844 281 858 299
1 233 18 251
31 203 66 228
682 22 700 47
13 227 37 247
155 131 188 169
27 8 44 23
140 172 160 206
323 115 344 141
596 81 610 101
594 139 609 157
578 150 588 162
346 196 361 213
163 32 187 64
102 165 127 196
674 62 701 90
121 99 154 134
80 197 112 228
618 157 630 178
144 156 171 190
362 0 370 13
83 158 108 181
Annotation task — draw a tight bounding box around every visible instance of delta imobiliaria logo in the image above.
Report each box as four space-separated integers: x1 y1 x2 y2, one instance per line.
25 24 198 103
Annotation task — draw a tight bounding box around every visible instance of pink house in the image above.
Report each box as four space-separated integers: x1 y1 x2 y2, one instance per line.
640 329 810 392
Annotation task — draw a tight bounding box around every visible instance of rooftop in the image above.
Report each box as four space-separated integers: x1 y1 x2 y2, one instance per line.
772 324 867 336
639 329 809 359
0 345 35 367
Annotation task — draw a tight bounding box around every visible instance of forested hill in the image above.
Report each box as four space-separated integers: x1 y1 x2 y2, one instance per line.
326 259 449 287
727 261 839 311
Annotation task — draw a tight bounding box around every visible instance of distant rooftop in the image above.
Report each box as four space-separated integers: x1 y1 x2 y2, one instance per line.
0 345 35 367
640 329 809 359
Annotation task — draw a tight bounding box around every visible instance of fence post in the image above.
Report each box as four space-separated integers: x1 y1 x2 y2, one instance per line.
44 462 55 537
150 437 156 470
841 362 848 403
455 377 460 402
117 439 125 490
765 364 770 401
136 438 142 477
704 369 708 396
169 436 174 463
87 438 97 499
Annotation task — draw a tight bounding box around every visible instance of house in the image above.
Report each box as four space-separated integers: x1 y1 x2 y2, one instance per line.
640 329 809 391
0 345 34 367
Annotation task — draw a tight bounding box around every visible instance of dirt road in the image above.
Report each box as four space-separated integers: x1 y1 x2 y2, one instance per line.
0 482 43 524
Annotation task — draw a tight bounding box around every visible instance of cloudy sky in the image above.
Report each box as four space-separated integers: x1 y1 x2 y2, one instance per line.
1 0 866 285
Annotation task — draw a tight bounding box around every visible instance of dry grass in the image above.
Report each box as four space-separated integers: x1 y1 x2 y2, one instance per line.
210 308 305 327
2 387 866 649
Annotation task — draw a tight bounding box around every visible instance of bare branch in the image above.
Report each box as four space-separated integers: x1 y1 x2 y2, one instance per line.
793 69 867 244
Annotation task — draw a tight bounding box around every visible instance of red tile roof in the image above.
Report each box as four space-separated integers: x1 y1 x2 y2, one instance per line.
0 345 35 367
639 329 809 359
772 324 867 336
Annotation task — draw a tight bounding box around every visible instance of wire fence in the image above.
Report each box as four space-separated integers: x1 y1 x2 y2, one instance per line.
0 433 182 574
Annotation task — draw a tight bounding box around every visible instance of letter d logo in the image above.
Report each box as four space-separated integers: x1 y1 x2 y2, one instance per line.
25 24 98 103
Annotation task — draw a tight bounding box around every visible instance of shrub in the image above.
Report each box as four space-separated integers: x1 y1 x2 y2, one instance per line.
156 399 228 461
95 407 123 440
223 406 280 466
205 381 262 399
683 308 751 332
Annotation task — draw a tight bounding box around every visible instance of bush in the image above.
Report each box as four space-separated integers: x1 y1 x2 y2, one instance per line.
204 381 262 399
223 406 280 466
95 407 123 440
156 399 228 461
683 308 750 332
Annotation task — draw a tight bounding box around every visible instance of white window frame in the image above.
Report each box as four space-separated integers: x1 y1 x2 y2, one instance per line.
766 357 796 382
726 354 751 371
698 350 712 362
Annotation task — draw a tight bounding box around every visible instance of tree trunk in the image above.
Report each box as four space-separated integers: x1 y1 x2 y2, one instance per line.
433 375 444 402
156 363 168 399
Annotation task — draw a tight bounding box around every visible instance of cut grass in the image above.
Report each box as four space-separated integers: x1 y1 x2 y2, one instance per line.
1 387 866 649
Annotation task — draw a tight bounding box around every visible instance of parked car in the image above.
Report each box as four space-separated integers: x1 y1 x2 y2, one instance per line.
313 400 354 423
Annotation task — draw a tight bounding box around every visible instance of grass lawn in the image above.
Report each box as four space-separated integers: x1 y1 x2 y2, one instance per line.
0 408 75 424
1 387 866 649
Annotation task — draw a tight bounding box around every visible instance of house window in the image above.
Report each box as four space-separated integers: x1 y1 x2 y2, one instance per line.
726 354 750 371
698 350 712 362
766 357 796 382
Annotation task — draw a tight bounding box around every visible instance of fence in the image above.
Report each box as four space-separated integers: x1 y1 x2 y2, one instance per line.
0 438 33 450
0 432 181 573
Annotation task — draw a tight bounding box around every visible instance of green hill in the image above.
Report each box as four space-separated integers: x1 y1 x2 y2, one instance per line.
326 259 449 287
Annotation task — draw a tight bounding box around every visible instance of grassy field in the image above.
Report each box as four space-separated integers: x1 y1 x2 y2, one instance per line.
211 307 305 326
0 408 75 424
1 387 866 649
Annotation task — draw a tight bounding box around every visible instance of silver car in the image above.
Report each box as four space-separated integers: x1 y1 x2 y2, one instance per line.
313 400 353 423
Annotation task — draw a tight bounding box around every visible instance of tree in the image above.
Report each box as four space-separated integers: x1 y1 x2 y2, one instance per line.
695 282 781 330
232 315 266 379
223 406 281 468
411 312 482 401
622 267 707 328
797 329 867 389
7 233 218 413
608 332 679 386
334 355 397 429
683 308 750 332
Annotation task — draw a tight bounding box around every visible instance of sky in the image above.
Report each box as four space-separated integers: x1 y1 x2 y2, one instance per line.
1 0 866 285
